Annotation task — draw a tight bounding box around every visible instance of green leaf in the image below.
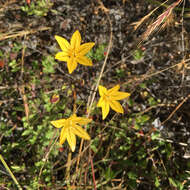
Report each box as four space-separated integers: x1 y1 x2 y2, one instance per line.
155 177 160 187
133 49 144 60
139 83 147 89
127 172 137 180
151 131 160 140
169 177 177 187
148 97 157 106
22 130 31 136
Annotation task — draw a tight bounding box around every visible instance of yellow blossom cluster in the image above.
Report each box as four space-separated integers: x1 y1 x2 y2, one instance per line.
51 30 130 152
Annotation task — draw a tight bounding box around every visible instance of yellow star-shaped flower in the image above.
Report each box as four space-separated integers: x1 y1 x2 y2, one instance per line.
55 30 95 74
97 85 130 120
51 114 91 152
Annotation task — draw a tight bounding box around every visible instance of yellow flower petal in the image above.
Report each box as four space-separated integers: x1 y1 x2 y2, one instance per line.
97 97 104 107
70 30 81 50
55 52 69 62
70 114 91 125
76 56 93 66
71 114 77 117
101 100 110 120
73 117 92 125
67 128 76 152
77 42 95 56
67 57 78 74
109 100 124 113
108 85 120 94
60 126 67 145
111 92 130 100
51 119 66 128
55 35 70 52
98 85 107 97
71 125 90 140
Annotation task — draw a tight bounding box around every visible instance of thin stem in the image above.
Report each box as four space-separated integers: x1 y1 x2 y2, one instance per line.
0 154 22 190
66 151 72 189
181 0 186 85
90 154 97 190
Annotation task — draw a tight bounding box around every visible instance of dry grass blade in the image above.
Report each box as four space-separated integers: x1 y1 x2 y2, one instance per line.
0 0 17 12
132 0 169 31
97 0 109 13
142 0 182 40
19 85 29 120
161 93 190 125
0 27 51 41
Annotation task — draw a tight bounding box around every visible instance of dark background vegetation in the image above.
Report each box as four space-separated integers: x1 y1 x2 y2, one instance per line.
0 0 190 189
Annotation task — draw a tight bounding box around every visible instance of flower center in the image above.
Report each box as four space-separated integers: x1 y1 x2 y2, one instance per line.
64 119 73 129
68 48 77 58
103 93 110 101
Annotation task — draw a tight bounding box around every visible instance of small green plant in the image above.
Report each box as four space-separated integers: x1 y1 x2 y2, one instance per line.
0 50 3 57
12 42 22 53
133 49 144 60
21 0 53 16
42 55 57 74
116 68 125 78
87 43 107 61
9 60 20 72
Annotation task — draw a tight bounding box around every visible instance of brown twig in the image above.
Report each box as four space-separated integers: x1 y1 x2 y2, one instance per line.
161 93 190 125
19 85 29 121
0 0 17 12
20 43 26 81
136 103 175 116
0 27 51 41
90 150 97 190
180 0 186 85
123 58 190 85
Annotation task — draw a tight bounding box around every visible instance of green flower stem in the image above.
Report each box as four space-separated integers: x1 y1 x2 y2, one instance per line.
0 154 22 190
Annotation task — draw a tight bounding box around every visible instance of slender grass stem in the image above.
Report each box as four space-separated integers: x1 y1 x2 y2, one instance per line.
0 154 22 190
66 151 72 189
